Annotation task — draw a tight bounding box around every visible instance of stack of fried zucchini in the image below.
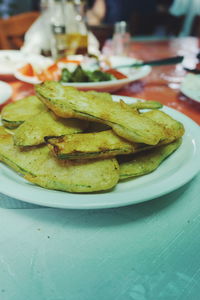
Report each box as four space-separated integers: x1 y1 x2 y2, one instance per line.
0 81 184 193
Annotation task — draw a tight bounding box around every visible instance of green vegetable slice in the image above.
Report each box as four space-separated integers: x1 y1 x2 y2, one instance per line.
0 126 119 193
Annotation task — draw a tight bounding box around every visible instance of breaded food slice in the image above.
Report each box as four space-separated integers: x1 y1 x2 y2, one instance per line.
35 81 166 145
1 96 46 129
129 100 163 110
143 110 184 143
46 130 149 160
87 121 111 132
119 138 182 180
46 109 184 160
0 126 119 193
13 110 88 147
86 90 113 102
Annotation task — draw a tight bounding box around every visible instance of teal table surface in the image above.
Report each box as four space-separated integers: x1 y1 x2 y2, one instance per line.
0 172 200 300
1 36 200 300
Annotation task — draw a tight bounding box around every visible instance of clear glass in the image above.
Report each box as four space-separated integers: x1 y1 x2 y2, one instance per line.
112 21 131 56
64 0 88 55
160 38 199 89
49 0 67 59
40 0 49 13
160 64 186 89
49 0 88 58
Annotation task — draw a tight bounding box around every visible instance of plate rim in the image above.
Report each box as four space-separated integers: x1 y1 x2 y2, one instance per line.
0 50 53 76
0 50 26 75
0 96 200 209
180 73 200 103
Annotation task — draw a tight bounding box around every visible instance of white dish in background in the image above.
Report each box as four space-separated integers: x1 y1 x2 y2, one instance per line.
0 50 26 75
0 50 53 78
0 81 12 105
14 55 151 92
180 73 200 103
0 95 199 209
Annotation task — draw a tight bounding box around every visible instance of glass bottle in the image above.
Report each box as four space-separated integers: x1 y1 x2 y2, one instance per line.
65 0 88 55
50 0 67 59
112 21 131 56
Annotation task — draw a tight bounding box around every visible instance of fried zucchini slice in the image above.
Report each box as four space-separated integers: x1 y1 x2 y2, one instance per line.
143 110 184 143
1 96 46 129
46 109 185 160
86 90 113 102
87 121 111 132
129 100 163 110
35 81 166 145
26 158 119 193
13 110 88 147
46 130 149 160
119 138 182 180
0 126 119 193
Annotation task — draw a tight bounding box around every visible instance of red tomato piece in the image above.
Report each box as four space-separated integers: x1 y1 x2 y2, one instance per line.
36 63 61 81
57 58 81 64
18 63 35 77
104 69 128 79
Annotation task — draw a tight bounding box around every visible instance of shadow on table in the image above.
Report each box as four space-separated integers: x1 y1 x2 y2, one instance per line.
11 178 195 229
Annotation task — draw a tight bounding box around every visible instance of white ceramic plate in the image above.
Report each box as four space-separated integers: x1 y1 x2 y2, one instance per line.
0 50 53 80
0 95 199 209
0 81 12 105
14 56 151 92
180 73 200 103
0 50 26 75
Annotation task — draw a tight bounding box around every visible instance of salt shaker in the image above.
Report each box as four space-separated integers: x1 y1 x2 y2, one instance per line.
112 21 131 56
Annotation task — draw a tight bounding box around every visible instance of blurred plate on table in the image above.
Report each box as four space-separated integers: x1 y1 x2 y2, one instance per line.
0 95 199 209
14 55 151 92
0 50 53 80
180 73 200 103
0 81 12 108
0 50 25 76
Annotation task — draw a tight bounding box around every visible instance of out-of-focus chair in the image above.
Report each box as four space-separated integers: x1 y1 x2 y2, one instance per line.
0 12 40 49
191 15 200 36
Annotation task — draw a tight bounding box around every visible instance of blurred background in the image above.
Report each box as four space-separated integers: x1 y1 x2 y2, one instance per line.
86 0 200 38
0 0 199 52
